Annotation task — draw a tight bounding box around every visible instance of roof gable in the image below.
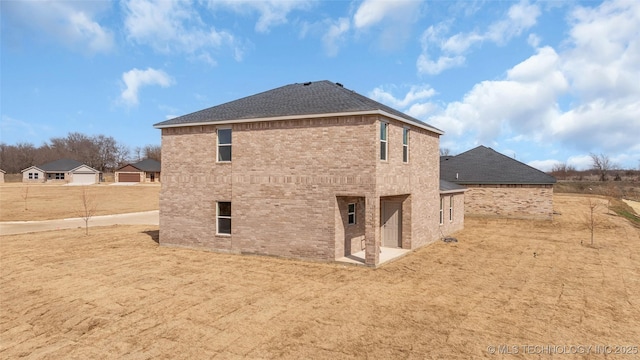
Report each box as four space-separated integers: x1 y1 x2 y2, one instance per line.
119 159 161 172
440 146 556 185
39 159 84 172
153 81 443 134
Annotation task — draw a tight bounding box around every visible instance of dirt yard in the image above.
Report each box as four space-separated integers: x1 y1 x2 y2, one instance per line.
0 183 160 221
1 194 639 359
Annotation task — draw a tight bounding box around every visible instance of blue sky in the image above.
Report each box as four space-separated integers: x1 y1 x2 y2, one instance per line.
1 0 639 170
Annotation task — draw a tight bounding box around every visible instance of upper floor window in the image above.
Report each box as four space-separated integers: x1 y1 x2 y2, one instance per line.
403 128 409 163
218 128 232 162
380 122 388 161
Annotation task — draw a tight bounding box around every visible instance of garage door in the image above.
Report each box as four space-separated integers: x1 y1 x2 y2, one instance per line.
119 173 140 182
73 173 97 184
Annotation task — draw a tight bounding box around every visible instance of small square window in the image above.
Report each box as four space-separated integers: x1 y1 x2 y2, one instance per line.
347 203 356 225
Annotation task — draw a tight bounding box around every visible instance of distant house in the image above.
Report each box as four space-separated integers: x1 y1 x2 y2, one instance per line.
115 159 161 183
21 159 100 184
0 169 5 183
440 146 556 220
153 80 463 267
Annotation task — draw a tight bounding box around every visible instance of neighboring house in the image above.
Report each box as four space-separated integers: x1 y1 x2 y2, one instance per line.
154 80 464 266
0 169 5 183
115 159 161 183
440 146 557 220
21 159 100 184
439 180 467 235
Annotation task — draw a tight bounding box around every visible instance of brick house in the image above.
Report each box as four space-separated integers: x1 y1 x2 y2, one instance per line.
440 146 556 220
115 159 161 183
154 81 464 266
21 159 100 184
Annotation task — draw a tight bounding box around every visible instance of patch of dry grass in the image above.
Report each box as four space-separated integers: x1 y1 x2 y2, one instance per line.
1 194 639 358
0 183 160 221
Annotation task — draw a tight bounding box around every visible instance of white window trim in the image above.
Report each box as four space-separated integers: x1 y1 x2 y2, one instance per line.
347 203 356 225
403 127 409 163
380 122 388 161
216 201 232 236
449 196 454 222
439 197 444 225
217 127 232 163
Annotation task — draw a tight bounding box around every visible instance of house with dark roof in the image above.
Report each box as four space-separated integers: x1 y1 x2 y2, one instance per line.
154 80 465 266
21 159 100 184
440 146 557 219
115 159 161 183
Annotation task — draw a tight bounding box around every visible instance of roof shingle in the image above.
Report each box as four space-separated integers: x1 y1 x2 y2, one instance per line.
440 146 556 185
153 81 442 134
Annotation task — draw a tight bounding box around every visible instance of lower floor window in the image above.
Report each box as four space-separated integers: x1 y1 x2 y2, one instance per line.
47 173 64 180
347 203 356 225
217 201 231 235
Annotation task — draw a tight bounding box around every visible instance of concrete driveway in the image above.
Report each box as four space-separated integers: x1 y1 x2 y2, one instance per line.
0 210 159 236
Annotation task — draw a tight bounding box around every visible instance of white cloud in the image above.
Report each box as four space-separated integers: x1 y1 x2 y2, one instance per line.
369 85 436 109
210 0 314 33
120 68 174 106
122 0 241 62
417 54 465 75
417 0 541 74
2 0 114 54
425 0 640 168
353 0 420 29
322 18 350 57
567 155 593 171
527 159 561 172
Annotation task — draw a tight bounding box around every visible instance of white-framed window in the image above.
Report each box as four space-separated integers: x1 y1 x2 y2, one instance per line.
380 122 388 161
439 196 444 225
35 173 39 179
449 196 454 222
403 127 409 163
347 203 356 225
217 201 231 235
217 128 232 162
28 173 33 179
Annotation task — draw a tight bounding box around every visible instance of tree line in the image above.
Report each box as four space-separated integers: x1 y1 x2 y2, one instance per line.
0 132 160 173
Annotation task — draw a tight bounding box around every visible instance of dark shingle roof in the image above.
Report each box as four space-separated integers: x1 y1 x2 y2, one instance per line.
153 81 442 134
39 159 85 172
130 159 161 172
440 146 556 185
440 179 466 193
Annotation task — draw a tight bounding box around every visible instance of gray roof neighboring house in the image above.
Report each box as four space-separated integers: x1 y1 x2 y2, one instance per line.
153 80 443 134
22 159 99 173
121 159 161 172
440 146 556 185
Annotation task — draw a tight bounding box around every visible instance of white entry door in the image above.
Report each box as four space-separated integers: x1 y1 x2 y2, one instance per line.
382 201 402 248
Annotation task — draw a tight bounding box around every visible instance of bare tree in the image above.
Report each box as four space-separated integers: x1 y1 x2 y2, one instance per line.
143 145 161 161
78 186 97 235
21 186 30 210
440 148 452 156
590 153 614 181
583 198 601 246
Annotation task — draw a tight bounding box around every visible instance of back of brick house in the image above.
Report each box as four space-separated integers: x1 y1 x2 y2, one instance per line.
154 81 463 266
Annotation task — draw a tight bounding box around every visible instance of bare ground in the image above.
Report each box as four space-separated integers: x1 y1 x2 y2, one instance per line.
0 183 160 221
1 194 639 359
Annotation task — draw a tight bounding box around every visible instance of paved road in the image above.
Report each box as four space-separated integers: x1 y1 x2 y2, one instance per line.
0 210 159 236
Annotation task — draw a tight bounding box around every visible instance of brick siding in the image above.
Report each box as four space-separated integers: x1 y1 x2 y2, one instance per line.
464 184 554 220
159 114 451 266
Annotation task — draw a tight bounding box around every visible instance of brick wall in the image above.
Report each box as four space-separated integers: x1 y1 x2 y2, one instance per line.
159 114 445 265
464 184 554 220
438 193 465 236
